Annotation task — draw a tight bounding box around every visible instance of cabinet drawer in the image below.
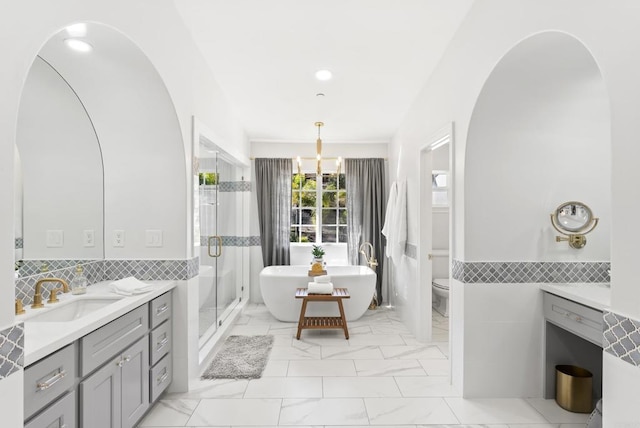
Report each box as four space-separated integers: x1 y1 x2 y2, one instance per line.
24 343 76 420
80 305 148 376
150 353 172 402
544 292 603 346
25 391 75 428
150 292 172 329
150 320 172 366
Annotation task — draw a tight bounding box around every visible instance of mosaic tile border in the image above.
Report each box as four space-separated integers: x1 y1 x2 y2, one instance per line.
452 259 610 283
199 181 251 192
15 260 104 305
103 258 199 281
405 243 417 259
200 235 261 247
0 323 24 378
14 238 23 250
604 311 640 367
218 181 251 192
15 257 199 305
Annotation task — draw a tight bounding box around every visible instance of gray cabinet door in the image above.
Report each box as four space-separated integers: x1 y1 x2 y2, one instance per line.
25 391 75 428
121 336 149 428
79 355 121 428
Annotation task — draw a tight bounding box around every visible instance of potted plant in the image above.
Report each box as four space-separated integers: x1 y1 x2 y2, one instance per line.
311 245 325 263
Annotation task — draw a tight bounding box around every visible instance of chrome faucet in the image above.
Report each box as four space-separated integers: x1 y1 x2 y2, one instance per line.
31 278 69 309
359 242 378 270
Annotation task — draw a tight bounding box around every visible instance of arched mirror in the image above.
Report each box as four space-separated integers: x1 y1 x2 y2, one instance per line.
550 201 598 249
15 23 104 277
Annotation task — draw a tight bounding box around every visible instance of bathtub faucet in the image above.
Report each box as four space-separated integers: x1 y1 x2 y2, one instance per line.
359 242 378 270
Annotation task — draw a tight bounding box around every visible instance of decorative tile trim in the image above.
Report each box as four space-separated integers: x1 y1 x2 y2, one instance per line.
0 324 24 378
405 243 417 259
14 238 23 250
604 311 640 367
17 259 100 278
200 235 261 247
15 257 199 305
218 181 251 192
452 259 610 283
15 260 104 305
103 258 199 281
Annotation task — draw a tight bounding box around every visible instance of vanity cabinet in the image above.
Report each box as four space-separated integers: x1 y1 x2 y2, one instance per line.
24 290 173 428
25 391 75 428
79 336 149 428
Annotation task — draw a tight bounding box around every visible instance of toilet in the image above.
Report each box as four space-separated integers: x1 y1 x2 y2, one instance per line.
432 278 450 317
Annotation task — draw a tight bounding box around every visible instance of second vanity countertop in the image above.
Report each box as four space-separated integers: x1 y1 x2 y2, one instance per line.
540 282 610 311
18 280 177 366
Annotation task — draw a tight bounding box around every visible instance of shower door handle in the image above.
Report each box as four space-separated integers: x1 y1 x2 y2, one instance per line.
208 235 222 257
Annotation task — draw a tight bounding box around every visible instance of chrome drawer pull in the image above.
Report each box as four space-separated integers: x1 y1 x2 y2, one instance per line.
157 337 169 350
116 355 132 367
156 304 169 316
36 370 66 391
157 372 169 385
566 312 583 323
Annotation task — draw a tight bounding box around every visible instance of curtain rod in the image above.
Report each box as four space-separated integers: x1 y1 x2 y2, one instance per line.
249 156 388 160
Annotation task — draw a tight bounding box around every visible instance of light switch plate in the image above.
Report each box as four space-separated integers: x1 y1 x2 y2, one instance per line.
83 229 95 247
46 230 64 248
113 230 125 247
145 229 163 247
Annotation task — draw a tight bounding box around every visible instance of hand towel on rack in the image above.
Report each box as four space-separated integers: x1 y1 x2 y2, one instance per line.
307 282 333 294
110 276 153 296
381 181 398 258
391 180 407 263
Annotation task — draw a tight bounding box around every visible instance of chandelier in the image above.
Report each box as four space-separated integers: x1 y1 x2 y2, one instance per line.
315 121 323 175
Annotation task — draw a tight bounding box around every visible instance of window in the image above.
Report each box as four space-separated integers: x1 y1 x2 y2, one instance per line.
432 170 449 206
291 172 347 243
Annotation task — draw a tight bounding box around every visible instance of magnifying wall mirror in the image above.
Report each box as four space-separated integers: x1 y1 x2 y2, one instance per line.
550 201 598 249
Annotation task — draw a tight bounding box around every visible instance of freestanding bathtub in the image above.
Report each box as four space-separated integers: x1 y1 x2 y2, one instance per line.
259 265 376 322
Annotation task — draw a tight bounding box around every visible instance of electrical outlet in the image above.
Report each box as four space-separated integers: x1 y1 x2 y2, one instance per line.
83 229 95 247
145 229 163 247
113 230 125 247
46 230 64 248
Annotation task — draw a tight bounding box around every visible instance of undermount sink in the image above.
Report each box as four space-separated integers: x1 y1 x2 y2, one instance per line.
24 296 123 323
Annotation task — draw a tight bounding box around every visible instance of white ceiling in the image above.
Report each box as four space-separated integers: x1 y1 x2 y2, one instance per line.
174 0 474 144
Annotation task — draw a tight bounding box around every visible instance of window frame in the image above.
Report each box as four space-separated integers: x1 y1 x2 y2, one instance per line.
291 171 347 244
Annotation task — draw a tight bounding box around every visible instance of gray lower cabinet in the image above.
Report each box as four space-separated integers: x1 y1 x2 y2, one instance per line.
25 391 75 428
79 335 149 428
79 354 121 428
26 291 173 428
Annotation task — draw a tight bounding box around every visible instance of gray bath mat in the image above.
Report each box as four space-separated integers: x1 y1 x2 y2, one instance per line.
201 335 274 380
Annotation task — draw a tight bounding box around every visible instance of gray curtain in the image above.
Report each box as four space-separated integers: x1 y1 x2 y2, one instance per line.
255 158 292 266
345 158 386 304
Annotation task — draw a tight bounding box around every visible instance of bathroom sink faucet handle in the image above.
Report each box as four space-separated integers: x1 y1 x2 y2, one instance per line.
15 299 25 315
47 288 64 304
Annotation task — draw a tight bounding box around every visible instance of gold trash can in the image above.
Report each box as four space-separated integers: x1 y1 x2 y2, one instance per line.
555 365 593 413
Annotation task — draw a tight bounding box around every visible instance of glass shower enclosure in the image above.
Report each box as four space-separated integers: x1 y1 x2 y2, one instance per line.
197 147 245 349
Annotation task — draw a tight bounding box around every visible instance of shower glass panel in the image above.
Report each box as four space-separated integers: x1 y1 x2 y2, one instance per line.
198 150 242 346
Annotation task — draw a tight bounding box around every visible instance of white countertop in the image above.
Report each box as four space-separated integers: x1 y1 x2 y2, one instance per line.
18 280 177 366
540 283 611 311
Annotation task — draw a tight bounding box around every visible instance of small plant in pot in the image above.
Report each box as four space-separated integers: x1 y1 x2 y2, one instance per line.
311 245 325 262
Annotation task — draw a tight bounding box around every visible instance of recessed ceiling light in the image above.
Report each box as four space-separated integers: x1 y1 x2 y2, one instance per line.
64 38 93 53
316 93 325 97
66 23 87 38
315 70 332 81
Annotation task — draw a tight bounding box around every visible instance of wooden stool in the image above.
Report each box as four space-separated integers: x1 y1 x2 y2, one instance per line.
295 288 350 340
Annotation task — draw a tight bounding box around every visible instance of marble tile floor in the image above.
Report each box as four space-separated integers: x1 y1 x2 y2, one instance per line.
138 304 588 428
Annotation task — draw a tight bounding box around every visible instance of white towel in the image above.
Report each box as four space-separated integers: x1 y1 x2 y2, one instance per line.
381 181 398 258
110 276 153 296
391 180 407 263
314 275 331 283
307 282 333 294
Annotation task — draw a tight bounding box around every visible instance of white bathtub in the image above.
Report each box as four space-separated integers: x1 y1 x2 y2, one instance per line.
259 265 376 322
